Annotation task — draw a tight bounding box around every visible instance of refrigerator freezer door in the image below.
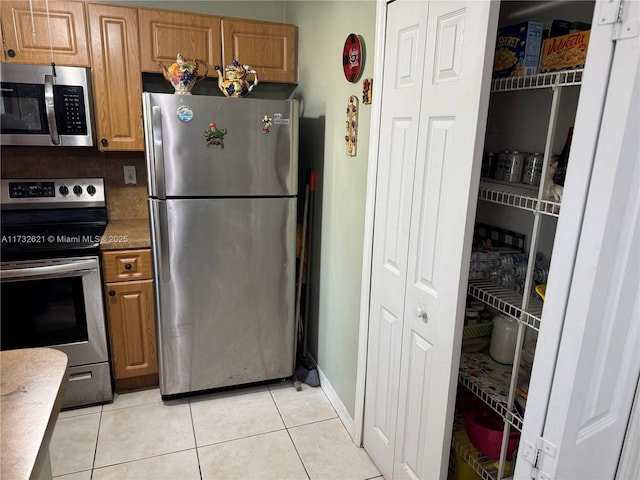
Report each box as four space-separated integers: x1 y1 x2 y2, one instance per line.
144 93 298 198
149 197 296 395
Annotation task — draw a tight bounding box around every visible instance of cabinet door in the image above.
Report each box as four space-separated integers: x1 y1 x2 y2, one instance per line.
87 3 143 151
105 279 158 380
0 0 89 66
221 18 297 83
138 8 221 76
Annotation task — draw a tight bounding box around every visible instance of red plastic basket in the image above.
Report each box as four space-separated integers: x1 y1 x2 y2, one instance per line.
460 389 520 460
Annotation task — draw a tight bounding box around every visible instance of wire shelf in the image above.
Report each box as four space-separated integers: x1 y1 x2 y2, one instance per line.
452 429 499 480
459 352 524 432
478 181 561 217
467 280 542 331
491 69 584 92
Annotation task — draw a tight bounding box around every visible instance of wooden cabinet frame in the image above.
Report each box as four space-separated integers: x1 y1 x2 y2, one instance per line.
103 249 158 392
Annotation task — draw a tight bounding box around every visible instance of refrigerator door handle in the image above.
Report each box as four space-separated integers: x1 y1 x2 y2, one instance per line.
158 201 171 282
152 106 167 200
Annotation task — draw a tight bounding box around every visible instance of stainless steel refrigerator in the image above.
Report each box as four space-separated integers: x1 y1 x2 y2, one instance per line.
142 93 298 396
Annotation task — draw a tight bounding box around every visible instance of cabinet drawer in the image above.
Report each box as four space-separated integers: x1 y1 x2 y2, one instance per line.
102 249 153 282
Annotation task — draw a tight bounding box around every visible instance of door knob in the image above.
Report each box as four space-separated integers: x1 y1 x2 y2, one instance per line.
416 307 428 320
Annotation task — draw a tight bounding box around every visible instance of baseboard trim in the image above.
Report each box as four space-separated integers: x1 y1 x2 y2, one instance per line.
315 363 355 441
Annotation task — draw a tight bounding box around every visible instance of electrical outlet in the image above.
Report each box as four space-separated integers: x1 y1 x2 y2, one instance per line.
124 165 137 185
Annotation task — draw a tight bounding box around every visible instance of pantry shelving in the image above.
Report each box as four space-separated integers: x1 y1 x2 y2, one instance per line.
478 181 561 217
491 68 583 92
467 280 543 331
457 51 586 480
459 352 524 431
452 432 502 480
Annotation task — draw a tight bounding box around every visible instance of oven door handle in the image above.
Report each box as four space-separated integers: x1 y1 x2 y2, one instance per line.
1 260 96 280
44 74 61 146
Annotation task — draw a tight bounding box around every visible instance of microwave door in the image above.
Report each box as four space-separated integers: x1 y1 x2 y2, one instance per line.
0 64 94 147
0 82 49 136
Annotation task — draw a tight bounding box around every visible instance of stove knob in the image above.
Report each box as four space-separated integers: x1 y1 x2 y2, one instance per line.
73 185 83 195
87 185 97 196
59 185 69 196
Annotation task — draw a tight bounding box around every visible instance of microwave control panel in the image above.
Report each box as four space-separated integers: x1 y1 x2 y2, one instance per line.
54 86 88 135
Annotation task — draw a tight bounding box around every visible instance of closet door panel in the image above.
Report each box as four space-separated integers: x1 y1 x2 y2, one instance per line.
363 2 429 478
393 2 498 479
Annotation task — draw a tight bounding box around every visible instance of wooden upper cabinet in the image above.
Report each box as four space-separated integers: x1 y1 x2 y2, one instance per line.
0 0 89 66
221 18 297 83
87 3 143 151
138 8 222 77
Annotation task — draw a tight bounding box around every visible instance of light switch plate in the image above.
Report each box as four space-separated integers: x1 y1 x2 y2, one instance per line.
124 165 137 184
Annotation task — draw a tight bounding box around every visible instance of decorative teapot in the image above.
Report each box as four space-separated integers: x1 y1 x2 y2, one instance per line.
159 54 208 95
215 60 259 98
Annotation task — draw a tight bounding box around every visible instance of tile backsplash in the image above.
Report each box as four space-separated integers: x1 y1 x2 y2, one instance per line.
1 147 148 220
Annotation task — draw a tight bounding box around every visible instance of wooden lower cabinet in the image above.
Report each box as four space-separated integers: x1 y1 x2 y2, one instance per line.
103 249 158 391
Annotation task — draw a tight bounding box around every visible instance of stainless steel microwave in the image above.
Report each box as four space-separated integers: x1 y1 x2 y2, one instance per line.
0 64 95 147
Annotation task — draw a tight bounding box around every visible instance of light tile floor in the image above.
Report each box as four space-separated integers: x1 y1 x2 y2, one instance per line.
50 382 382 480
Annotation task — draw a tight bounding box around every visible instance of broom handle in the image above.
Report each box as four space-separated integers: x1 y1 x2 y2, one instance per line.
295 182 310 357
302 170 316 360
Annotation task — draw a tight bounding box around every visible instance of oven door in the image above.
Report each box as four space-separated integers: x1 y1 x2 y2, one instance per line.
0 256 108 366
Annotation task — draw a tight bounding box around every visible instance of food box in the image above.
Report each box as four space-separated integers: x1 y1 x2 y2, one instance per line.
493 21 543 78
451 430 483 480
549 19 572 38
539 30 590 72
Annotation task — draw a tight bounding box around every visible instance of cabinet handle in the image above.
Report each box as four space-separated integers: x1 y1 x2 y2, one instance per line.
124 263 132 270
109 290 116 297
7 49 16 58
101 138 109 146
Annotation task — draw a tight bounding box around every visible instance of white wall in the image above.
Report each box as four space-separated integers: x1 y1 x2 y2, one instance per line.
285 0 376 418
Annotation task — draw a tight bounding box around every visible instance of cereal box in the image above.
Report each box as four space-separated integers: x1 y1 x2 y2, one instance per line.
493 21 543 78
539 30 590 73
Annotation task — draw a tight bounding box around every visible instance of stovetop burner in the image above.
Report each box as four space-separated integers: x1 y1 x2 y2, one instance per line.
1 178 107 260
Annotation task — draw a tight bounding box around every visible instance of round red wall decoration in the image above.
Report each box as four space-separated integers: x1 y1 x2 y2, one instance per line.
343 34 363 83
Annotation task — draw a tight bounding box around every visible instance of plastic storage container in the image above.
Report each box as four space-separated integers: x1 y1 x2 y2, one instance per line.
489 315 519 364
461 389 520 460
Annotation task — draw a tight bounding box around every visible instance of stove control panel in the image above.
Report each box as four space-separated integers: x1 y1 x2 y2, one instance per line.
1 178 105 209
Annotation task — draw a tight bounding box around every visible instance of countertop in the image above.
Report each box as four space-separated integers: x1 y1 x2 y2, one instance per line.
100 218 151 250
1 348 69 480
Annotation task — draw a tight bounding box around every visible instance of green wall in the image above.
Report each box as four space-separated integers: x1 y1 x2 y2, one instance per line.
284 0 376 418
